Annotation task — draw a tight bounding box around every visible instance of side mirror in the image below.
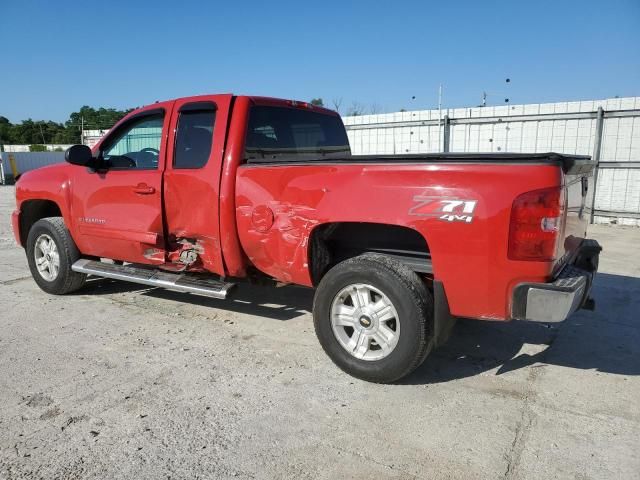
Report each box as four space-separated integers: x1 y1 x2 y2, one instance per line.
65 144 94 166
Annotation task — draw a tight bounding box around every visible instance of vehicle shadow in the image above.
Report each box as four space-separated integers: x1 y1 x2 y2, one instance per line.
78 272 640 381
79 277 314 321
404 272 640 384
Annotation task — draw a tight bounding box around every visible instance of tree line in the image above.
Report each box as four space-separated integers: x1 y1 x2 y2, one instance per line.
310 98 382 116
1 99 384 150
0 106 132 149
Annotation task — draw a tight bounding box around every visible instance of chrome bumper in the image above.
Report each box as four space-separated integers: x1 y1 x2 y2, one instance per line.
512 240 602 323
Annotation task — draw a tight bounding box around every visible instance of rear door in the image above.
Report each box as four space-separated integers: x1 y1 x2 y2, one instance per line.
71 103 173 264
163 95 233 274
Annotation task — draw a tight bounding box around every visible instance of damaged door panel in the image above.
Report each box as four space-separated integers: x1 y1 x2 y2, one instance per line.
165 237 207 271
162 95 233 275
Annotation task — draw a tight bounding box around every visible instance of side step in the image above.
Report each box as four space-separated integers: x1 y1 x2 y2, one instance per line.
72 259 235 299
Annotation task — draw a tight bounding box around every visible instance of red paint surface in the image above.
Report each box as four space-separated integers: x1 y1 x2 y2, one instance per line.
235 162 566 319
12 94 589 321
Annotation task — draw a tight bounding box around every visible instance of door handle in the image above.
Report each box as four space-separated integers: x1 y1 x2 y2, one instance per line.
133 183 155 195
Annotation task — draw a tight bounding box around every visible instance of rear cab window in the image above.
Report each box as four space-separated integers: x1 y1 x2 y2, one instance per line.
244 105 351 163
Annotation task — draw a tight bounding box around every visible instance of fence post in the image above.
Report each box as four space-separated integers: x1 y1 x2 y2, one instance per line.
0 153 5 185
8 153 19 180
590 106 604 224
442 115 451 153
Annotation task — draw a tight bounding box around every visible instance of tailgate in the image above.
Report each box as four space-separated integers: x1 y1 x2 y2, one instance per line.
556 156 596 269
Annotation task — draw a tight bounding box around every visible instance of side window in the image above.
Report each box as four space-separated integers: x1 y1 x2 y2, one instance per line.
174 103 216 169
103 114 164 170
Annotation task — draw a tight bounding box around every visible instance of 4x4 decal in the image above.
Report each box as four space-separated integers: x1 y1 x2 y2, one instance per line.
409 196 478 223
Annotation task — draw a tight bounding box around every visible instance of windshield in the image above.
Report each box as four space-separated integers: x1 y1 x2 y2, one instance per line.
244 106 351 163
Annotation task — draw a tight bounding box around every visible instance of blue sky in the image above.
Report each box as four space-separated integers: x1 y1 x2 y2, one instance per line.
1 0 639 123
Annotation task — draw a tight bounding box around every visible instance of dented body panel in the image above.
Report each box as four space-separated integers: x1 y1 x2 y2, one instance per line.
163 94 234 274
12 94 595 322
235 162 564 320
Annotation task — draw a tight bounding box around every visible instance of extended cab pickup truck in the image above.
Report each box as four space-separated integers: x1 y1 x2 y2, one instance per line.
12 94 602 383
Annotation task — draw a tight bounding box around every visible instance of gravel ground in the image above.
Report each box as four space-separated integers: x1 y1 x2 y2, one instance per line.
0 185 639 480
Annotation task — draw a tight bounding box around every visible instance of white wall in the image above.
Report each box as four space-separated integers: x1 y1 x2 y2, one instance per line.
344 97 640 226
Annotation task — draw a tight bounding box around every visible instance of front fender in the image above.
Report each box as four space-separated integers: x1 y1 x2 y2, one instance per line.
14 164 76 243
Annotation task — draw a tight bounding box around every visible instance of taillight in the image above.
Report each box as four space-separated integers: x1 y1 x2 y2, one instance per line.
508 186 565 261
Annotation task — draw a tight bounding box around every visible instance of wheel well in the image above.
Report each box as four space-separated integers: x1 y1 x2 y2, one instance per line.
308 222 432 285
19 200 62 245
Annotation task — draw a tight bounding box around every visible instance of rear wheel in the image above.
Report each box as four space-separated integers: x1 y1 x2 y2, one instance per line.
313 253 434 383
26 217 86 295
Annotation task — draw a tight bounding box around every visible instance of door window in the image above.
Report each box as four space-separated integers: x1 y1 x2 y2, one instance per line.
173 103 216 169
102 114 164 170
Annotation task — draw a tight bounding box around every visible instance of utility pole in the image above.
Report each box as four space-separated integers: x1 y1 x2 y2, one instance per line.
39 123 46 145
80 116 84 145
438 84 443 152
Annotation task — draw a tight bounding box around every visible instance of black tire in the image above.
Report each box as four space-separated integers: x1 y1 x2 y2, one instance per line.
26 217 86 295
313 253 434 383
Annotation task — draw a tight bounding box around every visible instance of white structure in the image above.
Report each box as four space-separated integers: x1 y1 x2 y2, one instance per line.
82 129 109 148
344 96 640 226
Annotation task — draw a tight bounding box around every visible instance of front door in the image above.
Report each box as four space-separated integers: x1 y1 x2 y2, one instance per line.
70 103 173 264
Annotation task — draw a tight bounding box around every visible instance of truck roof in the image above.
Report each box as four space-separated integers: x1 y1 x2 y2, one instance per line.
137 94 340 117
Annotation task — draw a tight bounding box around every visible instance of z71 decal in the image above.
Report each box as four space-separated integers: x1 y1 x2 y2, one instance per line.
408 195 478 223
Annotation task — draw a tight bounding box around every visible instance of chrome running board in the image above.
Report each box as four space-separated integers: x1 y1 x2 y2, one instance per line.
72 259 235 299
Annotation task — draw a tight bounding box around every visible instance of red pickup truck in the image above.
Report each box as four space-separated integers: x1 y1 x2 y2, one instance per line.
11 94 601 383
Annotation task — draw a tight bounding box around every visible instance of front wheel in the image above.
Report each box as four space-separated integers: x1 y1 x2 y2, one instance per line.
313 253 434 383
26 217 86 295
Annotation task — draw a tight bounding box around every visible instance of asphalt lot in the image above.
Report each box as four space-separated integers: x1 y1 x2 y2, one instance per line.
0 185 639 480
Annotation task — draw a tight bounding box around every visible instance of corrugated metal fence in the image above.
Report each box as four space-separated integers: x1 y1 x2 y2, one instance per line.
344 96 640 226
0 152 65 184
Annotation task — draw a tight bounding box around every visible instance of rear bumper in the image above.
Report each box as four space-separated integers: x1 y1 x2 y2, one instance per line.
512 239 602 322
